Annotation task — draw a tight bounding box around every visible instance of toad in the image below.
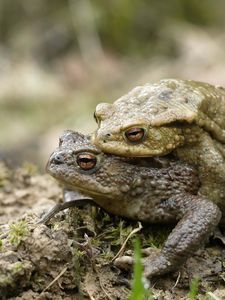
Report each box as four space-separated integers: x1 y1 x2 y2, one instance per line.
45 130 221 277
93 79 225 206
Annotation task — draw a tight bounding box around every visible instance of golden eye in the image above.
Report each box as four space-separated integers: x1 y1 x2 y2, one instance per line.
76 152 97 170
124 128 146 144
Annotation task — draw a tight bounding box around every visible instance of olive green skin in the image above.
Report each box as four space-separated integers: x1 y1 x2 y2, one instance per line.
93 79 225 206
47 130 221 277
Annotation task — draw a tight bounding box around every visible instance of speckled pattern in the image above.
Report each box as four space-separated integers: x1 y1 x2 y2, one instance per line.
47 131 222 277
93 79 225 205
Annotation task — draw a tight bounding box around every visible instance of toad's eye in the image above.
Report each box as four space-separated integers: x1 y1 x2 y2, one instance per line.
76 152 97 170
124 128 146 144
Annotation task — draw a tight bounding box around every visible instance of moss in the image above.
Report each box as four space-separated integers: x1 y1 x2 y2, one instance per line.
71 248 86 286
0 275 13 286
9 220 29 247
98 220 136 247
30 272 45 289
11 262 24 275
0 262 26 289
100 251 114 261
143 225 171 248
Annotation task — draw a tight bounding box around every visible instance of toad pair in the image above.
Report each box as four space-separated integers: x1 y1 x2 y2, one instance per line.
46 79 225 277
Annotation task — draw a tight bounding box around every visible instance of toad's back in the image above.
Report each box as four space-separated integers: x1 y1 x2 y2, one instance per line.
114 79 225 141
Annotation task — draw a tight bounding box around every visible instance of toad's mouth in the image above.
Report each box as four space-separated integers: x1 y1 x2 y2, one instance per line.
94 139 169 157
66 184 112 198
47 164 114 198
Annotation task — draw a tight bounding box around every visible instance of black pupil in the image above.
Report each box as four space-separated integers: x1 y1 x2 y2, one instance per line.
79 157 94 163
76 154 97 170
130 130 140 136
125 128 145 143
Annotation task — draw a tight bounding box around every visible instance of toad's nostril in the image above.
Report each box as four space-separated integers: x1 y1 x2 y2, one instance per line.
52 153 64 164
101 133 111 143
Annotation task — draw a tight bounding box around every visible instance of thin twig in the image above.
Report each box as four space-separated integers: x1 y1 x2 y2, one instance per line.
111 222 143 262
40 264 68 294
172 272 181 290
220 274 225 282
207 292 222 300
86 290 96 300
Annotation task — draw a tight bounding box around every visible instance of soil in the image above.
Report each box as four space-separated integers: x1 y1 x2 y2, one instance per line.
0 162 225 300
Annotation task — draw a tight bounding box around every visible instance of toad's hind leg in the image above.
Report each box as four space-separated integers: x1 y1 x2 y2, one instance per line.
144 194 221 277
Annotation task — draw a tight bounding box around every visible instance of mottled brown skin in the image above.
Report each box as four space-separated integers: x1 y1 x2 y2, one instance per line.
46 130 221 277
93 79 225 206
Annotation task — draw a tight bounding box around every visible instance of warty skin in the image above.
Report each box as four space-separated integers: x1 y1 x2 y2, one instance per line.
46 130 221 277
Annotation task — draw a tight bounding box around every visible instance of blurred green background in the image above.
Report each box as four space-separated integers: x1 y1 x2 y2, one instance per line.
1 0 225 170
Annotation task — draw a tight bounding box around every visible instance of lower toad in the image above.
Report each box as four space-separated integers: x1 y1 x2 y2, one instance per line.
45 130 221 277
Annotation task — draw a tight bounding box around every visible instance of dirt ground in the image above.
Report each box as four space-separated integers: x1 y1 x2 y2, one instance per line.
0 162 225 300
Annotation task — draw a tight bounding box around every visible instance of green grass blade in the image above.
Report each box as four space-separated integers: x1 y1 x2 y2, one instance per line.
128 239 153 300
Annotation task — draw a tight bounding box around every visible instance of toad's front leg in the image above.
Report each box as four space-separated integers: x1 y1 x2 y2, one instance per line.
144 194 221 277
115 194 221 277
38 189 95 224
